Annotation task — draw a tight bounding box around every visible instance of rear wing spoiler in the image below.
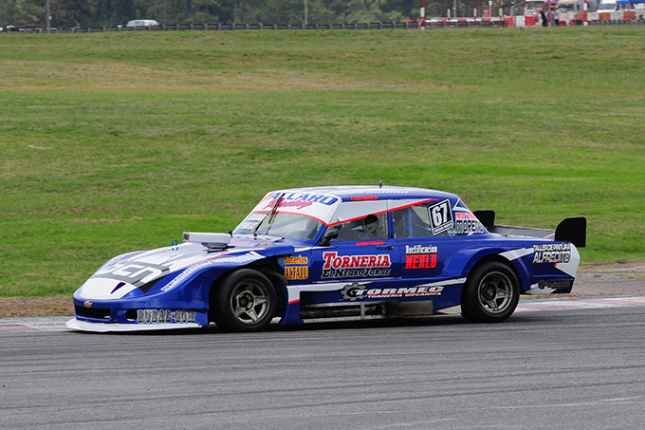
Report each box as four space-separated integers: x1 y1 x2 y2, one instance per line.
473 211 586 248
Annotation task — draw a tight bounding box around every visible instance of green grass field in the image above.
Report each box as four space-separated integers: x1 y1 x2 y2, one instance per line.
1 26 644 298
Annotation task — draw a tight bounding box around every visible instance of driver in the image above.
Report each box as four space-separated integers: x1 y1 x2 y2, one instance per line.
334 214 386 241
363 214 380 237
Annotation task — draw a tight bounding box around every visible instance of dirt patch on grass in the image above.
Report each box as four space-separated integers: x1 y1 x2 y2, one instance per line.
0 297 74 318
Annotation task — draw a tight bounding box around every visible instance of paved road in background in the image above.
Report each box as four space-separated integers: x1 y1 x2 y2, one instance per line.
2 305 645 430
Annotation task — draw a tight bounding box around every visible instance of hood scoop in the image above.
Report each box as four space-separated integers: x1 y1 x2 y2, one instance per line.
183 232 233 251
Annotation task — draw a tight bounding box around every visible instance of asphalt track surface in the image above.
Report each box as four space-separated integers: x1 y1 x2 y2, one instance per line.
2 300 645 430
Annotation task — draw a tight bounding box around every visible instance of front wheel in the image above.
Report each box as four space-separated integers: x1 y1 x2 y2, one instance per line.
461 262 519 323
211 269 277 332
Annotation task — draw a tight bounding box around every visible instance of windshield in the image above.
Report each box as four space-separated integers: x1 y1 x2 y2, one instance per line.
233 212 323 240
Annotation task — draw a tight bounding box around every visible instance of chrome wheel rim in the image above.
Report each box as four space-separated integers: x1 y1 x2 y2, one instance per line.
230 280 271 324
477 271 514 315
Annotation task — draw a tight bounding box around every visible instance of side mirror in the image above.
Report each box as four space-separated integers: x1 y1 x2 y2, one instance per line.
319 228 339 247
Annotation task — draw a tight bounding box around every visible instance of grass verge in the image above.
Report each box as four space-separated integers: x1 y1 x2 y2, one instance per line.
1 26 644 301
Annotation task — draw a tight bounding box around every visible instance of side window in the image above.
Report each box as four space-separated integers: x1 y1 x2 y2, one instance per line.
332 213 388 241
393 206 434 238
393 202 454 238
393 201 485 238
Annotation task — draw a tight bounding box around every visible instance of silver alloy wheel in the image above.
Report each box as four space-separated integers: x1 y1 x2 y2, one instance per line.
230 280 271 324
477 271 514 315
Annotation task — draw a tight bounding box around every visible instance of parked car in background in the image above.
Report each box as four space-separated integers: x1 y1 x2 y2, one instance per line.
125 19 160 28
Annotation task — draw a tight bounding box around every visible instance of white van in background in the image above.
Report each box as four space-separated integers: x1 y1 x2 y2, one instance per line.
589 0 644 20
597 0 637 11
125 19 160 28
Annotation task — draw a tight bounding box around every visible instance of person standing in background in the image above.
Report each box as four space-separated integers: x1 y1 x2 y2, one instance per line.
540 1 549 26
554 7 560 26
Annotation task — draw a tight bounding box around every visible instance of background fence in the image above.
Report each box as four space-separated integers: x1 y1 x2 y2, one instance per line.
2 18 644 34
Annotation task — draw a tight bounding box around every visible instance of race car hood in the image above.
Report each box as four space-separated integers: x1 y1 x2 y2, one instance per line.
76 236 295 300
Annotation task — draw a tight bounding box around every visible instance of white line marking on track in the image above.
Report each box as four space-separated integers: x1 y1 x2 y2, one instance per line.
0 316 70 333
517 295 645 312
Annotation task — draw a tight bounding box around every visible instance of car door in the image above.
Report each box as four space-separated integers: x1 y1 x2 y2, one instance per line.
310 212 400 282
308 203 402 300
392 199 489 298
392 202 444 281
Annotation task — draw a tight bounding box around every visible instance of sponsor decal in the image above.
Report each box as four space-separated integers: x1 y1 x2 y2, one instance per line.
405 244 438 254
454 212 476 219
262 192 339 210
322 251 391 278
322 252 391 269
365 189 415 195
284 255 309 280
137 309 197 324
263 199 313 210
453 220 486 234
453 213 486 234
340 283 444 301
366 286 444 298
283 255 308 265
356 240 386 246
537 278 573 290
405 254 437 270
93 262 169 287
404 245 438 270
341 283 369 301
532 243 571 264
429 199 454 235
285 266 309 280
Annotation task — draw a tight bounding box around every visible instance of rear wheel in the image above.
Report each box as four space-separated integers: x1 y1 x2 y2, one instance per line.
212 269 277 332
461 262 519 323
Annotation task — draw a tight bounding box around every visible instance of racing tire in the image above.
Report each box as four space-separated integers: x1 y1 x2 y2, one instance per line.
211 269 277 332
461 262 519 323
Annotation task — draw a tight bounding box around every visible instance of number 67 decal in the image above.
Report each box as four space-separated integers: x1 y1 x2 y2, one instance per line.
429 199 454 235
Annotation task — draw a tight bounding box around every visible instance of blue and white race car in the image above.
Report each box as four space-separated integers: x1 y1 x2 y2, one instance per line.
67 185 586 333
